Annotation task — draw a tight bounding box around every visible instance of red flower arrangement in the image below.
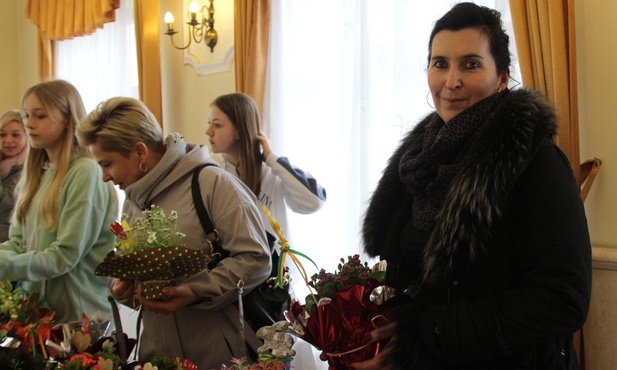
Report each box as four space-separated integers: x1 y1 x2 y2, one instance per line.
258 207 391 370
287 255 388 370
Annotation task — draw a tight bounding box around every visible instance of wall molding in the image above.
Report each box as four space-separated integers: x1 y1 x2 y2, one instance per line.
184 45 234 75
592 246 617 271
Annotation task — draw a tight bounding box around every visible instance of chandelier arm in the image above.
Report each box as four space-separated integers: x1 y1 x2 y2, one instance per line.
192 22 205 43
168 27 192 50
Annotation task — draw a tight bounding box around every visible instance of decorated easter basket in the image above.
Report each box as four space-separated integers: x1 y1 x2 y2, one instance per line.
95 245 212 300
95 205 213 301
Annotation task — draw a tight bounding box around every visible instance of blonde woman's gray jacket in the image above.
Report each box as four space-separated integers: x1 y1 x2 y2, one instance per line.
120 142 271 369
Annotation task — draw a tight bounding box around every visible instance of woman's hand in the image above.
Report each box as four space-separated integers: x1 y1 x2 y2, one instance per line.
318 322 397 369
136 284 200 315
257 132 273 161
350 322 397 370
110 279 135 300
350 351 392 370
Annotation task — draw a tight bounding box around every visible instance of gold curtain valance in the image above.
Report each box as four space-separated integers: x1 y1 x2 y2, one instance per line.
25 0 120 41
24 0 120 80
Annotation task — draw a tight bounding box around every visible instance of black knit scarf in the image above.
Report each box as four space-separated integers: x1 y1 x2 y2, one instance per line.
399 92 505 231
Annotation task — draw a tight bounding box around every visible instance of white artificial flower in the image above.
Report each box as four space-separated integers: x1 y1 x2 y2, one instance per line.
147 231 157 244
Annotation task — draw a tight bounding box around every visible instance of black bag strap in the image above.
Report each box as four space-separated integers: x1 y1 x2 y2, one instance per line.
108 295 128 363
192 163 277 258
191 163 230 261
108 295 141 367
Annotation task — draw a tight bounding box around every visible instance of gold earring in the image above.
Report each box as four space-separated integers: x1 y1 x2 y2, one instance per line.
139 162 148 172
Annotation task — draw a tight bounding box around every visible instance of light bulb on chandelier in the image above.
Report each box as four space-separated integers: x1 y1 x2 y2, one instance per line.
164 0 217 52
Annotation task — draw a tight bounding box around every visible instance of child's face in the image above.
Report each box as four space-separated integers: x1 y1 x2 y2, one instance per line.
0 120 27 158
206 105 239 156
22 93 68 162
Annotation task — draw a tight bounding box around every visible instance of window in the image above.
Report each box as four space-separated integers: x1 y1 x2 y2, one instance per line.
55 0 138 113
265 0 521 273
55 0 138 213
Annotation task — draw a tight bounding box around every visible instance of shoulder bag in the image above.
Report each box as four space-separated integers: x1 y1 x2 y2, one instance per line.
191 164 290 331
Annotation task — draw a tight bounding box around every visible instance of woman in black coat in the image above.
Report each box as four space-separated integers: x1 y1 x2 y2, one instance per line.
352 3 591 370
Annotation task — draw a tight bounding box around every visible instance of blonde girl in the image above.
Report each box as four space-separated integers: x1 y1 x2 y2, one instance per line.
0 80 117 322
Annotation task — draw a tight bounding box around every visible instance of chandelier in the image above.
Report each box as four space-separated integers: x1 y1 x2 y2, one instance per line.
164 0 217 52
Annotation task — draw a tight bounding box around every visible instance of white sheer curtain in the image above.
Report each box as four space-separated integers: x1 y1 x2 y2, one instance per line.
55 0 138 212
265 0 518 273
55 0 138 113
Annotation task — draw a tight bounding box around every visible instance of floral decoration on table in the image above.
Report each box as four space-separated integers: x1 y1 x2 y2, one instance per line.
95 205 214 301
215 321 296 369
219 320 296 370
0 281 136 370
140 349 198 370
287 255 389 370
0 280 54 369
215 356 288 370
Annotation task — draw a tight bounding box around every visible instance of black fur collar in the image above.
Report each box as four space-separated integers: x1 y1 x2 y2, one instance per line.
362 89 557 283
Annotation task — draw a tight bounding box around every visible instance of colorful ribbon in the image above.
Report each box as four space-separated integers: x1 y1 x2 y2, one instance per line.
262 206 318 288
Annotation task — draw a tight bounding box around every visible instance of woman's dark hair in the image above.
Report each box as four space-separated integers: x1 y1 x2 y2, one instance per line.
211 93 262 196
428 2 511 76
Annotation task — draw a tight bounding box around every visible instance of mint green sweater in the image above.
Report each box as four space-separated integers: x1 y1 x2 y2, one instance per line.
0 156 117 322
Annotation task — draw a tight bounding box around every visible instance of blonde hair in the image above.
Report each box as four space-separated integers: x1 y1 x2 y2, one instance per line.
0 110 26 160
0 110 24 130
211 93 262 195
15 80 90 230
76 96 165 155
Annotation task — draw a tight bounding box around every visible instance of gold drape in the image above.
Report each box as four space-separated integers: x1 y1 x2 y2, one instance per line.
510 3 587 367
134 0 163 126
509 0 580 181
35 30 55 80
234 0 270 117
25 0 120 80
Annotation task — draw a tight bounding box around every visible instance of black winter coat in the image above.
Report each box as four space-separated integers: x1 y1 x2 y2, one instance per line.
362 89 591 369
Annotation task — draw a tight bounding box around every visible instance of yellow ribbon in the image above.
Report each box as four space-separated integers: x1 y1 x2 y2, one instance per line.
262 205 318 288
